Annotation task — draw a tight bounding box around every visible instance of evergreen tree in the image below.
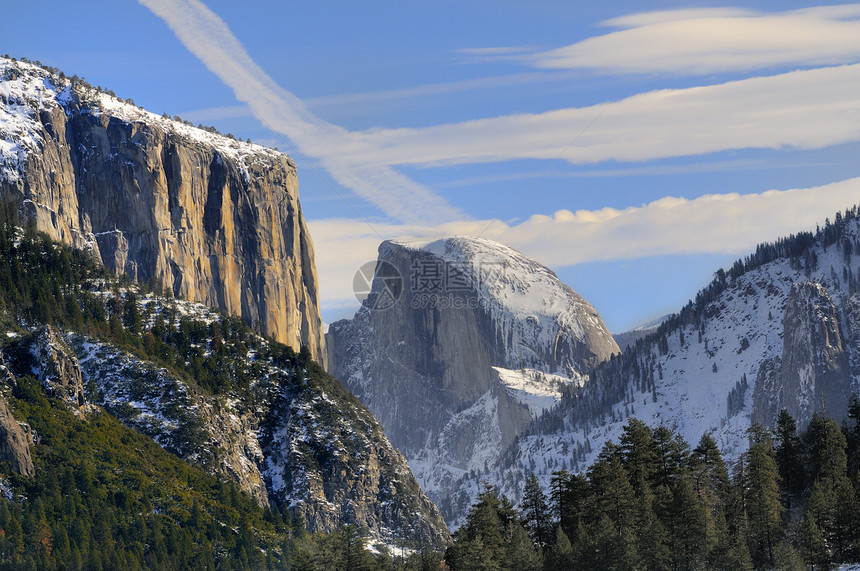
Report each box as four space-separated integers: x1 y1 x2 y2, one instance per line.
446 484 516 571
846 395 860 476
743 425 784 568
544 527 574 571
587 443 635 532
774 410 806 509
801 415 859 565
519 473 551 548
550 471 588 544
504 522 541 571
619 418 656 493
631 474 671 571
650 426 689 489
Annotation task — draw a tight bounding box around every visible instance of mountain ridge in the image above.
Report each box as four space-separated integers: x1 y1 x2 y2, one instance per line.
0 56 325 363
327 235 619 524
442 203 860 527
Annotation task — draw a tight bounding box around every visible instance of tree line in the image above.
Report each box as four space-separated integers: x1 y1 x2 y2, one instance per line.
447 404 860 570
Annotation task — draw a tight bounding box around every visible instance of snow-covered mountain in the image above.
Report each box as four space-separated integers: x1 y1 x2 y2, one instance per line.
0 56 325 362
440 206 860 527
613 314 671 350
326 236 619 524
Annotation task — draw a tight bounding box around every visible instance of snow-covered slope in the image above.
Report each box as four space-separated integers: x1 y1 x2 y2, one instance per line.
613 314 671 350
441 207 860 528
327 236 618 525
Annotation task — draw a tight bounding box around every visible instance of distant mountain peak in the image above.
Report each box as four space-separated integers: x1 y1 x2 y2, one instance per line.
328 234 619 525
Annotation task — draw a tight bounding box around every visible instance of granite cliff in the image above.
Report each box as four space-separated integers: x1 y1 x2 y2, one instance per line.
327 236 619 522
0 57 324 363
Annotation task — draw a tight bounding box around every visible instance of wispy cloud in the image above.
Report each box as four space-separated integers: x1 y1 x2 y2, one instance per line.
432 157 828 190
333 63 860 168
310 177 860 309
138 1 860 215
304 71 570 110
138 0 464 225
531 5 860 74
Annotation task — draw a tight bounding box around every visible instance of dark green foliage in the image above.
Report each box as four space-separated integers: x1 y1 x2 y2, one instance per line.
775 410 806 508
742 425 784 568
801 415 860 566
447 407 860 570
445 485 537 571
519 473 551 548
0 375 291 569
0 208 445 568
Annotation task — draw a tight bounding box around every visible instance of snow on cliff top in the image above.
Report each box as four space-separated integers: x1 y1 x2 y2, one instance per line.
390 235 608 336
0 57 290 184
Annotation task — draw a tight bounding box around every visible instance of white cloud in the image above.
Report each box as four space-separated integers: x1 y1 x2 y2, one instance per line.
334 64 860 167
531 5 860 74
138 0 464 225
304 71 567 110
311 177 860 310
138 0 860 224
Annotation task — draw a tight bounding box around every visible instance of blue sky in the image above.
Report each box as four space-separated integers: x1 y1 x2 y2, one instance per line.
4 1 860 332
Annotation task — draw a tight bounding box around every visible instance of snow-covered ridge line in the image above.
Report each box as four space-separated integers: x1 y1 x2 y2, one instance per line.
383 236 617 370
445 211 860 529
1 56 290 185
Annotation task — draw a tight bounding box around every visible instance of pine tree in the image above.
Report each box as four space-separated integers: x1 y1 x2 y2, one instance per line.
446 484 516 571
666 476 709 569
801 415 859 565
550 470 588 544
846 395 860 476
650 426 690 489
544 527 574 571
520 473 551 548
619 418 656 494
505 521 542 571
774 410 806 509
631 474 671 570
743 425 784 568
802 482 831 568
587 444 635 532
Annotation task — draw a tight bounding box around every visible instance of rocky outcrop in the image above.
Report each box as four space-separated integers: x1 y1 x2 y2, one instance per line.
264 365 450 545
0 357 34 477
30 325 86 410
751 282 853 428
0 58 324 363
327 236 618 522
751 357 782 427
69 315 449 547
0 395 34 477
778 282 851 427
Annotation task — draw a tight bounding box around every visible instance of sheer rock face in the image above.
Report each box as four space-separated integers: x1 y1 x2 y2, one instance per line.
751 282 853 428
327 237 618 520
778 282 851 427
0 355 34 477
0 396 34 477
0 59 324 363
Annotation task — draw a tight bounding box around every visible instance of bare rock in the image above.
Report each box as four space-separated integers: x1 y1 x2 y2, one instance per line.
30 325 86 409
0 397 34 477
0 59 325 364
778 282 852 428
